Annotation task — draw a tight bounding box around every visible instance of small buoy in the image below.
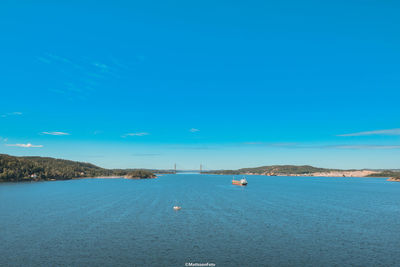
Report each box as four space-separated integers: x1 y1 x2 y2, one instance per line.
173 206 181 210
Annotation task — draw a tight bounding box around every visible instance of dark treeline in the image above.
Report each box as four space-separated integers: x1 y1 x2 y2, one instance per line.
125 170 156 179
0 154 157 182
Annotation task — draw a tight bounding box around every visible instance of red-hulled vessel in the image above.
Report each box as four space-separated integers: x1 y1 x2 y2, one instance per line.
232 177 248 186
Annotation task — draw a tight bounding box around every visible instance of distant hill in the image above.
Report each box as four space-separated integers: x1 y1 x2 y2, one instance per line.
205 165 339 175
0 154 155 182
205 165 400 180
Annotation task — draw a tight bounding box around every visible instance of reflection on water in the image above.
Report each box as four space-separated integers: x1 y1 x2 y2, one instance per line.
1 174 399 266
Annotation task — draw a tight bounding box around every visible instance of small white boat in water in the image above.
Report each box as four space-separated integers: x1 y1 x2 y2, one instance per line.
173 206 181 210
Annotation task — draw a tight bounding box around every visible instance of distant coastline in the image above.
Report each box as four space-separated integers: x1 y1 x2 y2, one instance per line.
47 175 158 181
242 170 378 178
205 165 400 181
1 154 399 182
84 175 157 180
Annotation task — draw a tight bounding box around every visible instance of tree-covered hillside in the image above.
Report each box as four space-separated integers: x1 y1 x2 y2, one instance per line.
0 154 155 182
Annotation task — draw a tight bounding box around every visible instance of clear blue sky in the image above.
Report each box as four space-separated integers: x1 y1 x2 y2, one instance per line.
1 0 400 170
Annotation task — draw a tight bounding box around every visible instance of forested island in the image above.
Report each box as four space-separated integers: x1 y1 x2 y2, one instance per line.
125 170 156 179
0 154 157 182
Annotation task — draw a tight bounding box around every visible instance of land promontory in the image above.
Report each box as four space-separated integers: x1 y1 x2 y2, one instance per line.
125 170 156 179
0 154 157 182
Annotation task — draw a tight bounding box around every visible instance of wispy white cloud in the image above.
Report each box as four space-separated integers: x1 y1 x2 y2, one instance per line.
243 142 299 147
168 145 215 150
36 56 51 64
328 145 400 149
38 53 114 100
41 131 70 136
242 142 400 150
243 142 265 145
338 128 400 137
1 112 22 118
45 53 75 66
109 56 133 71
6 143 43 148
93 62 108 70
122 132 149 137
190 128 200 133
131 153 161 157
48 88 68 95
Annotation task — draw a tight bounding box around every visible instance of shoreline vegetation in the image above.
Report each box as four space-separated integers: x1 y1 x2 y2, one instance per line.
81 170 157 180
0 154 159 182
1 154 399 182
125 170 157 179
204 165 400 182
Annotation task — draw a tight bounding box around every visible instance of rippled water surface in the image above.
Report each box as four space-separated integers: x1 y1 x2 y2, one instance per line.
1 174 399 266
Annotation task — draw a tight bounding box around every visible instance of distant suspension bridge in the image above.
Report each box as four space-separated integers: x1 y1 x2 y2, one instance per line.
171 163 208 174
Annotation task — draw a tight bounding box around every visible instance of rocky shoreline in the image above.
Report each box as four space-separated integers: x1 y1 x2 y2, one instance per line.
243 170 378 178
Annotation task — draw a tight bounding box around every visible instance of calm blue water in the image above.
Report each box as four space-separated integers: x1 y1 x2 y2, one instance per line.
1 174 399 266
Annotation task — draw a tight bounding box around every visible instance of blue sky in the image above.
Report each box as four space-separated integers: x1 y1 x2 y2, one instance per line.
1 0 400 170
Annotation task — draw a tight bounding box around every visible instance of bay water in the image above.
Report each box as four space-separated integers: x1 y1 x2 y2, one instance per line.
1 174 399 266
